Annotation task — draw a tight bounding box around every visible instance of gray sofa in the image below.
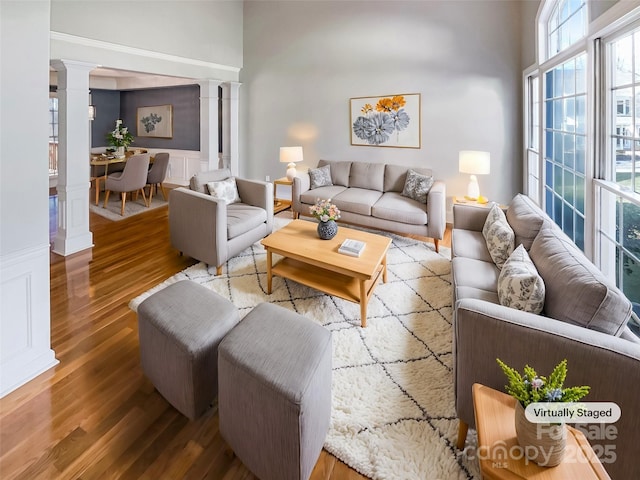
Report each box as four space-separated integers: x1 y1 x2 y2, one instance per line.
452 194 640 480
169 169 273 275
292 160 446 252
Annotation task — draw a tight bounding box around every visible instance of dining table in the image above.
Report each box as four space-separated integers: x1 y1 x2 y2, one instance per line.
90 152 154 206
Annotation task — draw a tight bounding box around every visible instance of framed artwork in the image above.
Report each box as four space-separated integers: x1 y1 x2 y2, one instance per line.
137 104 173 138
350 93 421 148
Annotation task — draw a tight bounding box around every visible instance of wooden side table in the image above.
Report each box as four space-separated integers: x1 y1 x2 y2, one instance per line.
472 383 611 480
274 177 292 214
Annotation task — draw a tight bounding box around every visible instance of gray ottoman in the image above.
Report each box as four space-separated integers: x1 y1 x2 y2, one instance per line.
218 303 332 480
137 280 240 420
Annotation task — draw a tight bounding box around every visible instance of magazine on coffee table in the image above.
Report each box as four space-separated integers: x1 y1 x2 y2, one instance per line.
339 238 366 257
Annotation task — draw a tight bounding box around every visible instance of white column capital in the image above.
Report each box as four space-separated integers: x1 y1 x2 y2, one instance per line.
199 79 223 98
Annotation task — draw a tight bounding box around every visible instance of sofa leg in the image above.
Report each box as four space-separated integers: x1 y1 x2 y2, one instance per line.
216 265 223 276
434 238 439 253
293 211 299 220
456 420 468 450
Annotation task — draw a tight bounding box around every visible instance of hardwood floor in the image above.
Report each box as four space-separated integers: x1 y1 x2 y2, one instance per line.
0 198 452 480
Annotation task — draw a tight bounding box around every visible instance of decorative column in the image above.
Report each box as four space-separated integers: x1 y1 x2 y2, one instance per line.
199 80 222 171
51 59 96 256
221 82 241 176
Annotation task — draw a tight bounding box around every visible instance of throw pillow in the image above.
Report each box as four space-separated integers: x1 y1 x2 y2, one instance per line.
482 204 515 269
206 177 241 205
497 244 545 314
309 165 333 189
401 169 434 204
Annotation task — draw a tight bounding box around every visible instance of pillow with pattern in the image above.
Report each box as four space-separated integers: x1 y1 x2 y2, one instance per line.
401 169 434 204
482 203 515 269
497 244 545 314
309 164 333 189
206 177 241 205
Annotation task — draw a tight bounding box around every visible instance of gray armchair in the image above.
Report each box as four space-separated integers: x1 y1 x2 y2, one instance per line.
103 154 150 216
169 169 274 275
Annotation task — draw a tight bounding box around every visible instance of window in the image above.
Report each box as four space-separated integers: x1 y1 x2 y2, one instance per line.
596 27 640 312
547 0 587 57
543 54 587 250
610 31 640 194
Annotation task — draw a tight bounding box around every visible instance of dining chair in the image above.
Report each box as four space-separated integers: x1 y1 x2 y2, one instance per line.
145 152 170 203
103 154 151 216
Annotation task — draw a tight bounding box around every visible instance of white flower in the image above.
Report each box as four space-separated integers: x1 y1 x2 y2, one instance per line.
116 119 122 125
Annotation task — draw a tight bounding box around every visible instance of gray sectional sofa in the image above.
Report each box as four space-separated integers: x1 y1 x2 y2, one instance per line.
292 159 446 252
452 194 639 480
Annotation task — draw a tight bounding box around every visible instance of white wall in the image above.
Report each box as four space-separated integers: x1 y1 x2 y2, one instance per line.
1 1 58 397
241 1 524 209
50 0 244 81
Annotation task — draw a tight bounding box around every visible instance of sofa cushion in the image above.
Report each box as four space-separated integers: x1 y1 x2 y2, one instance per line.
401 169 434 204
529 227 633 336
451 257 500 293
299 185 348 206
384 164 432 192
332 188 382 216
190 168 232 194
349 162 385 191
318 160 351 186
206 177 241 205
507 194 546 250
371 192 427 225
482 204 515 269
227 204 268 239
451 229 493 263
497 244 545 314
454 285 500 305
309 165 333 189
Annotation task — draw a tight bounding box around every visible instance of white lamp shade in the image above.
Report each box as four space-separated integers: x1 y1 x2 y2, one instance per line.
280 146 303 180
458 150 490 175
280 146 303 164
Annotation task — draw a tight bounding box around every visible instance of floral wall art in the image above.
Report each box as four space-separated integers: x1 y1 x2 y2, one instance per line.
350 93 421 148
137 104 173 138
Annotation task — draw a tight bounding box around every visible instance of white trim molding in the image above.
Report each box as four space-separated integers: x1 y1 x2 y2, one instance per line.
50 32 241 74
1 245 58 398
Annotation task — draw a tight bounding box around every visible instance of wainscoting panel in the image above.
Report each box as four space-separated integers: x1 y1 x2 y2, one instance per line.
0 245 58 397
144 149 203 186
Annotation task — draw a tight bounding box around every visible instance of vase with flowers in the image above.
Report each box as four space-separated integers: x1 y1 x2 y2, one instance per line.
497 358 590 466
106 119 134 158
309 199 341 240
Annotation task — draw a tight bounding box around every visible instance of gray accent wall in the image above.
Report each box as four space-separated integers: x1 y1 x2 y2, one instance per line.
92 84 200 151
241 1 525 206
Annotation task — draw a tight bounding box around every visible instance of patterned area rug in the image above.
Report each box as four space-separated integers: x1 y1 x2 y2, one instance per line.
130 219 480 480
90 195 167 221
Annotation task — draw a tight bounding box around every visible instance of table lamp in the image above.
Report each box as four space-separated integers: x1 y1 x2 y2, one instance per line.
280 146 303 181
459 150 490 202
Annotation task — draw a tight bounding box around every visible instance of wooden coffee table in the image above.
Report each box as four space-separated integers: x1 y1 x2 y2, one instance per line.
261 220 391 327
472 383 611 479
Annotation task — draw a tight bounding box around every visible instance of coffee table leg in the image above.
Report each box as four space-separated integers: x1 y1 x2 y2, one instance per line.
383 255 387 283
266 249 273 294
360 280 367 327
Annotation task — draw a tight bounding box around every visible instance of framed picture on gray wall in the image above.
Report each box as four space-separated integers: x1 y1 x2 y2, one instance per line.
137 104 173 138
350 93 421 148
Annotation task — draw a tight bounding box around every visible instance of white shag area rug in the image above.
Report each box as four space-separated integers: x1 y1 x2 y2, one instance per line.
90 194 167 221
130 218 480 480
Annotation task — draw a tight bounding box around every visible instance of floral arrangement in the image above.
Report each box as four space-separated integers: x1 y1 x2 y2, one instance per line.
309 199 341 222
352 95 410 145
496 358 590 407
106 119 134 148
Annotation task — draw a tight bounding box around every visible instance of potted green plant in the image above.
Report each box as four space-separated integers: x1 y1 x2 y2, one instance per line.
496 358 590 466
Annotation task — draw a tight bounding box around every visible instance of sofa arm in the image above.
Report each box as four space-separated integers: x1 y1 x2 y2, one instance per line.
454 298 640 479
452 204 492 231
292 172 311 215
169 187 227 267
426 180 446 240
